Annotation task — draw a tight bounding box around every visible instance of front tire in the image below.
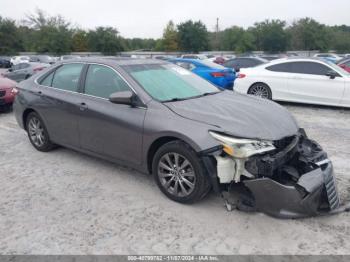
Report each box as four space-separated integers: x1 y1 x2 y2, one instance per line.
26 112 55 152
152 141 211 204
248 83 272 99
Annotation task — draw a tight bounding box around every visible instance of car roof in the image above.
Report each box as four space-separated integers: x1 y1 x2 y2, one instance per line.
56 57 167 67
263 57 329 65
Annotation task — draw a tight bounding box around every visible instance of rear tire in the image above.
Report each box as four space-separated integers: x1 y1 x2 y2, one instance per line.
248 83 272 99
152 141 211 204
26 112 55 152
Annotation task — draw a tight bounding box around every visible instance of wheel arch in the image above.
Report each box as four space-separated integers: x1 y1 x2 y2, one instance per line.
22 108 37 130
146 136 198 174
248 82 272 99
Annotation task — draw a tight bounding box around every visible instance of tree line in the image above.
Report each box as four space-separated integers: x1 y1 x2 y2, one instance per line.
1 9 350 55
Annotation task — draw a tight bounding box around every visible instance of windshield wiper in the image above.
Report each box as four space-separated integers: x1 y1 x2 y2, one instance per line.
163 97 189 103
163 91 221 103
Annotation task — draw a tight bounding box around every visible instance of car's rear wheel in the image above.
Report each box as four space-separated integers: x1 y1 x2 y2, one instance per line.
248 83 272 99
26 112 55 152
152 141 211 204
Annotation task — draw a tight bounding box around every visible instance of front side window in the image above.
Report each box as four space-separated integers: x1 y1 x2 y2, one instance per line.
290 62 333 76
84 64 130 99
122 64 220 102
51 63 84 92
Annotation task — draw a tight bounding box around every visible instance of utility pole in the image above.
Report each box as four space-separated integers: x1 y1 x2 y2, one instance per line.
215 18 219 51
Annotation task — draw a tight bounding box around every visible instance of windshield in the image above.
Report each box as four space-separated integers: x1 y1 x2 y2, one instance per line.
325 60 350 76
122 64 220 102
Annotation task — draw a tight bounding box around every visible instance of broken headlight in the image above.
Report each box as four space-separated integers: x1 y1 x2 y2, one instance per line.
209 131 276 158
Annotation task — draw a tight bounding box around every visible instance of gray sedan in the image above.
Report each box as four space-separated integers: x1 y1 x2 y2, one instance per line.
13 57 345 218
4 62 49 82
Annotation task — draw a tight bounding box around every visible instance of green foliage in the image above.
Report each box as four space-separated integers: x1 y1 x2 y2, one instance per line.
1 10 350 55
288 18 330 51
23 9 73 55
161 21 179 51
177 20 209 53
220 26 255 53
251 20 288 52
72 30 88 52
0 16 23 55
87 27 124 55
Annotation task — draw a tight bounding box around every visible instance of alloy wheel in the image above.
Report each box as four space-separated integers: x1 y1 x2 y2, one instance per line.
249 84 270 98
158 152 196 197
28 117 46 147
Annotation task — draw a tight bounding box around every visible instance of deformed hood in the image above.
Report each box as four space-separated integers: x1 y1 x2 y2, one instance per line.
165 91 299 141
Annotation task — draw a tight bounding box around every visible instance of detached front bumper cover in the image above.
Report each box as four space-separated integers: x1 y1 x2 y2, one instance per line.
243 130 348 218
203 129 349 219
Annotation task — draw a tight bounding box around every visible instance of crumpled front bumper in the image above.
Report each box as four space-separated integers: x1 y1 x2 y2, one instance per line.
203 129 349 219
244 160 341 218
241 131 346 218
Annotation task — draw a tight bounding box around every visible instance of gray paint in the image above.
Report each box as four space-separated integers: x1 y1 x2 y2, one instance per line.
14 58 299 174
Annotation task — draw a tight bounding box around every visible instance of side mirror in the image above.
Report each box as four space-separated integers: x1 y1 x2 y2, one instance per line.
325 71 338 79
235 67 240 73
109 91 135 106
8 68 13 72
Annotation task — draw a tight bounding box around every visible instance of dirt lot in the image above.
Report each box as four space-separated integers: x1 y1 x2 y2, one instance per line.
0 103 349 255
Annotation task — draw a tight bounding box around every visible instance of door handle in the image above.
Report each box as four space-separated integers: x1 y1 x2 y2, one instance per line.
78 102 88 111
37 91 43 96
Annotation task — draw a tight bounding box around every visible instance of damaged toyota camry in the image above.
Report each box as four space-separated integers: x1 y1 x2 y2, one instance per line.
13 58 348 218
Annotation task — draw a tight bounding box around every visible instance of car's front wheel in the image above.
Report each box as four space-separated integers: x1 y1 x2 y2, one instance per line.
26 112 55 152
152 141 211 204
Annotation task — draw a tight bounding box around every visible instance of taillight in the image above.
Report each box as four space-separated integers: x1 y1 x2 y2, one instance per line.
33 67 45 72
238 73 246 79
211 72 225 78
11 87 19 95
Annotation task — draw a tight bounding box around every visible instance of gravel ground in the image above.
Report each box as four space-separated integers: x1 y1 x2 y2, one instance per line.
0 103 349 255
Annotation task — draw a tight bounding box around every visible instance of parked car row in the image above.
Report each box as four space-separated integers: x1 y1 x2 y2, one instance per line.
12 57 343 218
1 62 50 82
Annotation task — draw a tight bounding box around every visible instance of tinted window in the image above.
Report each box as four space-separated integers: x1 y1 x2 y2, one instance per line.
266 63 293 72
52 63 84 92
290 62 331 75
84 64 130 99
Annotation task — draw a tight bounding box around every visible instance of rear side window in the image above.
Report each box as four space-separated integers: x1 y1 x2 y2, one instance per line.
84 64 130 99
266 62 293 72
40 71 55 86
51 64 84 92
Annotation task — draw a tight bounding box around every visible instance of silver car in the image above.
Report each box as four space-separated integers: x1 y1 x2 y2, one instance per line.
3 62 50 82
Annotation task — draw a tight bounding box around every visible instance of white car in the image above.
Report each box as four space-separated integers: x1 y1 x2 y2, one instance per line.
10 56 30 65
234 58 350 108
181 54 208 60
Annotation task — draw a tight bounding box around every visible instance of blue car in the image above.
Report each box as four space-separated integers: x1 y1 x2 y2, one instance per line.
169 58 236 90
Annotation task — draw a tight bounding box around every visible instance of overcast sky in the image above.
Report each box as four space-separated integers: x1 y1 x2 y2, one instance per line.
0 0 349 38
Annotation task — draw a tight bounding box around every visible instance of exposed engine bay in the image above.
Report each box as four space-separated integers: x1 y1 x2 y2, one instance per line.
202 129 350 218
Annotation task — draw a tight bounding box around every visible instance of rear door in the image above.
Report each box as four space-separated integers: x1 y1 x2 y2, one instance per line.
78 64 146 165
35 63 85 147
285 61 345 106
